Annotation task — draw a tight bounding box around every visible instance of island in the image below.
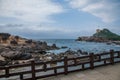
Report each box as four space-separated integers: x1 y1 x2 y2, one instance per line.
76 28 120 45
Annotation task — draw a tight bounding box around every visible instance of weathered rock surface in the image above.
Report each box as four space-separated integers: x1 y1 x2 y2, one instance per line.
0 60 8 66
40 42 48 50
1 50 32 60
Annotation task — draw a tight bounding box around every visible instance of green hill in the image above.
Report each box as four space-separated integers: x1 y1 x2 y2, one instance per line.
93 28 120 41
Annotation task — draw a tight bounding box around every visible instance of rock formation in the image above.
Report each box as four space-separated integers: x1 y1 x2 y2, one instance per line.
0 33 60 66
76 28 120 44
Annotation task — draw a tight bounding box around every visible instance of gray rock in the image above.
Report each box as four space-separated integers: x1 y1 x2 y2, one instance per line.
61 46 68 49
51 44 57 48
18 53 32 60
1 51 32 60
40 42 47 50
10 40 18 45
0 60 8 66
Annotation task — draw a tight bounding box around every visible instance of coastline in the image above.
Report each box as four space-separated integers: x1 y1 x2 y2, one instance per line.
1 38 120 66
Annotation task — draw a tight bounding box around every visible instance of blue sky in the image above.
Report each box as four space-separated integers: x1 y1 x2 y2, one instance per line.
0 0 120 39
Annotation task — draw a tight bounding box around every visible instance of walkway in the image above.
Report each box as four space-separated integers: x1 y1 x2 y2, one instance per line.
40 63 120 80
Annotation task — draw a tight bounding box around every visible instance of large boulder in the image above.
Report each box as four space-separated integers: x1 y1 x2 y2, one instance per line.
1 51 32 60
49 44 59 50
40 42 47 50
65 49 77 55
0 48 4 54
0 55 5 61
10 40 18 45
51 44 57 49
0 60 8 66
25 39 33 44
0 55 7 66
18 53 32 60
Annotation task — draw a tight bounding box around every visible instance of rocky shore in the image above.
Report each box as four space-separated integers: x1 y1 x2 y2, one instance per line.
0 33 60 66
0 33 88 66
0 46 88 66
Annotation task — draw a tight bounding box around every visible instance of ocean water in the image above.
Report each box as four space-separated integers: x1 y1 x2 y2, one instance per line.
39 39 120 54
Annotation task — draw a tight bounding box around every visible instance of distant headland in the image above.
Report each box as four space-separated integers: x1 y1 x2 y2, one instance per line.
76 28 120 45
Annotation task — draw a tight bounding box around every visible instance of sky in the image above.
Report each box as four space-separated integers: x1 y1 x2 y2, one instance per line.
0 0 120 39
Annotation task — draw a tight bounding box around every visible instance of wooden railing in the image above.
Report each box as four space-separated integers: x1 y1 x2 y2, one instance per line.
0 50 120 80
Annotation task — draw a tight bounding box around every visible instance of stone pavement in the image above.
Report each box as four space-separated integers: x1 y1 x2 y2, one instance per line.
40 63 120 80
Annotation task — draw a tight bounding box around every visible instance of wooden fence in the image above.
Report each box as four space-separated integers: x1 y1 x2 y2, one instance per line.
0 50 120 80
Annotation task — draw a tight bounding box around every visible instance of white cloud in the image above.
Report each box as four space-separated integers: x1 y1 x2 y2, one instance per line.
0 23 81 34
19 25 78 34
67 0 120 23
0 0 64 23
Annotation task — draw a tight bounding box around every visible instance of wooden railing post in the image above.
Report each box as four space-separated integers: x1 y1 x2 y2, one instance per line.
90 53 94 69
31 60 36 80
43 62 47 72
98 54 101 61
110 50 114 65
5 66 9 78
54 67 57 76
20 73 23 80
104 60 106 64
82 64 84 70
118 51 120 58
64 56 68 75
74 58 77 66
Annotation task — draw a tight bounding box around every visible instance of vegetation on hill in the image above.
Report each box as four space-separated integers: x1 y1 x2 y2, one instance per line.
93 28 120 41
76 28 120 43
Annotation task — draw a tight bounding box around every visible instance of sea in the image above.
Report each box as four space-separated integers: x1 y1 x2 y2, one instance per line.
39 39 120 54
